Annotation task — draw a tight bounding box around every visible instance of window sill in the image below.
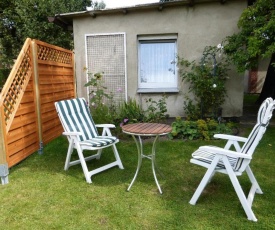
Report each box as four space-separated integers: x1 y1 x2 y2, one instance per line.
137 88 179 93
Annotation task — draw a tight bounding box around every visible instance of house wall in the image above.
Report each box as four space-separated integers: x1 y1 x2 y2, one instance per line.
244 58 270 94
256 58 270 93
73 1 246 117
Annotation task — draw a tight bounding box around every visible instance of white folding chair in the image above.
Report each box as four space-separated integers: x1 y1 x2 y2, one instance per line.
55 98 124 183
189 97 275 221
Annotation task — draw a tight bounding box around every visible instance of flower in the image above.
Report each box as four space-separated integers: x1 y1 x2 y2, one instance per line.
217 44 224 49
94 72 102 79
213 84 217 88
91 102 96 106
120 118 129 127
117 87 123 92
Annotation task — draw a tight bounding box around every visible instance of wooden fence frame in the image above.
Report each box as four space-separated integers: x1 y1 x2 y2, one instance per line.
0 39 75 184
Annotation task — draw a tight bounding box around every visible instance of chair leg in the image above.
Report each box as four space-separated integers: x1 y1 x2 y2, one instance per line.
1 176 8 185
64 140 74 170
75 143 92 183
246 166 263 194
112 144 124 169
95 149 102 160
245 165 263 209
189 155 221 205
223 157 257 222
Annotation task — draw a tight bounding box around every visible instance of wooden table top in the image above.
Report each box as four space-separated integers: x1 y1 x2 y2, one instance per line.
122 123 172 136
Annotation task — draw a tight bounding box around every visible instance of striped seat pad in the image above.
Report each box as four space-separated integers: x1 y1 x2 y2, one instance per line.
192 147 238 169
80 136 117 147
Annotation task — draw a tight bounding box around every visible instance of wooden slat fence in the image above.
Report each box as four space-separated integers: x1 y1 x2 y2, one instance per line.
0 38 75 183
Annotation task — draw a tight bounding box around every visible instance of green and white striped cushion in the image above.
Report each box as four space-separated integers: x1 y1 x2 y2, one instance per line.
192 148 237 169
191 97 274 172
80 136 117 147
56 98 117 147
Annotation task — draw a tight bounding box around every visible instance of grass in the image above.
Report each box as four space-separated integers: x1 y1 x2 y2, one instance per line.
243 93 259 106
1 124 275 229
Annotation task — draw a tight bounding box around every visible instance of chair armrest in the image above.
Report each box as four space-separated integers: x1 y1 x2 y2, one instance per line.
95 124 116 136
199 146 252 159
214 134 247 143
62 131 82 136
95 124 116 128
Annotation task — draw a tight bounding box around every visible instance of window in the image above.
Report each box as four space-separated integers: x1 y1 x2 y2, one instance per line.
138 35 178 93
85 33 127 103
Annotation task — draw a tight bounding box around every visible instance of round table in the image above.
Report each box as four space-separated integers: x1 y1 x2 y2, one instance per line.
122 123 172 194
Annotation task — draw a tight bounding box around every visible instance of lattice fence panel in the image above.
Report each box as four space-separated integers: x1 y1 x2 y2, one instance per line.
37 43 73 64
0 39 75 168
86 33 126 104
1 40 33 131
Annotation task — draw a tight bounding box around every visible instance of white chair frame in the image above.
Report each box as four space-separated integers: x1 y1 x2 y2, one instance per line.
189 98 275 221
55 98 124 183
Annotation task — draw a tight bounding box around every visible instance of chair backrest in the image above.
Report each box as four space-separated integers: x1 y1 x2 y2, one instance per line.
55 98 99 142
234 97 275 172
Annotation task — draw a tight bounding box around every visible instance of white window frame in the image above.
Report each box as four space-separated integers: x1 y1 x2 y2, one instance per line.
137 35 178 93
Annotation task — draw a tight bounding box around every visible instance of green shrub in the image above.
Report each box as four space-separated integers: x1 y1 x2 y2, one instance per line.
117 98 144 126
178 45 230 119
144 95 169 123
169 117 235 140
84 70 169 132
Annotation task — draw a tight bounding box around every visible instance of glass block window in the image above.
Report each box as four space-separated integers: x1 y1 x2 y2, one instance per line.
85 33 126 104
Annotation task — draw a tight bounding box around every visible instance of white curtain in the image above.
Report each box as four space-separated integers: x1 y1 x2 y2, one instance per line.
139 41 176 88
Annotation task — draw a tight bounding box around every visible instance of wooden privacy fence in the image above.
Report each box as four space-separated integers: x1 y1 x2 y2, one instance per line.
0 38 75 184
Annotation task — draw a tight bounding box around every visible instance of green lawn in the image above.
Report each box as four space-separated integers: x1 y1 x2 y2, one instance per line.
1 125 275 229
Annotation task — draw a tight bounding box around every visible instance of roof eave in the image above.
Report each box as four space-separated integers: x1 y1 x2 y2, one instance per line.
51 0 235 29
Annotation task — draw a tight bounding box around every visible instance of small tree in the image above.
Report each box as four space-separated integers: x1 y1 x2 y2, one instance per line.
223 0 275 103
0 0 105 68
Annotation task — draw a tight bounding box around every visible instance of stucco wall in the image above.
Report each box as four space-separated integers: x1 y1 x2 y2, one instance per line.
72 1 246 117
256 58 270 93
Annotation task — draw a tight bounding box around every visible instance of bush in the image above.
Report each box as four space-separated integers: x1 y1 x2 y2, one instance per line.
84 70 169 133
169 117 235 140
117 98 144 126
143 95 169 123
178 45 230 119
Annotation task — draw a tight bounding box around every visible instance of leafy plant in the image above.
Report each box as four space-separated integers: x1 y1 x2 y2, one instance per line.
182 95 201 120
169 117 234 140
178 45 230 119
144 95 169 123
84 69 169 129
0 0 105 67
223 0 275 72
84 70 111 123
117 98 144 126
85 71 110 107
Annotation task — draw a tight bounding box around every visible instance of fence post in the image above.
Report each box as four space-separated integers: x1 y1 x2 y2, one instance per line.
0 108 9 184
31 40 43 154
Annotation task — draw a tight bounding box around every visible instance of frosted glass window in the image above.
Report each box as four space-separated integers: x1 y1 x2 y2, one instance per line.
138 39 177 90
